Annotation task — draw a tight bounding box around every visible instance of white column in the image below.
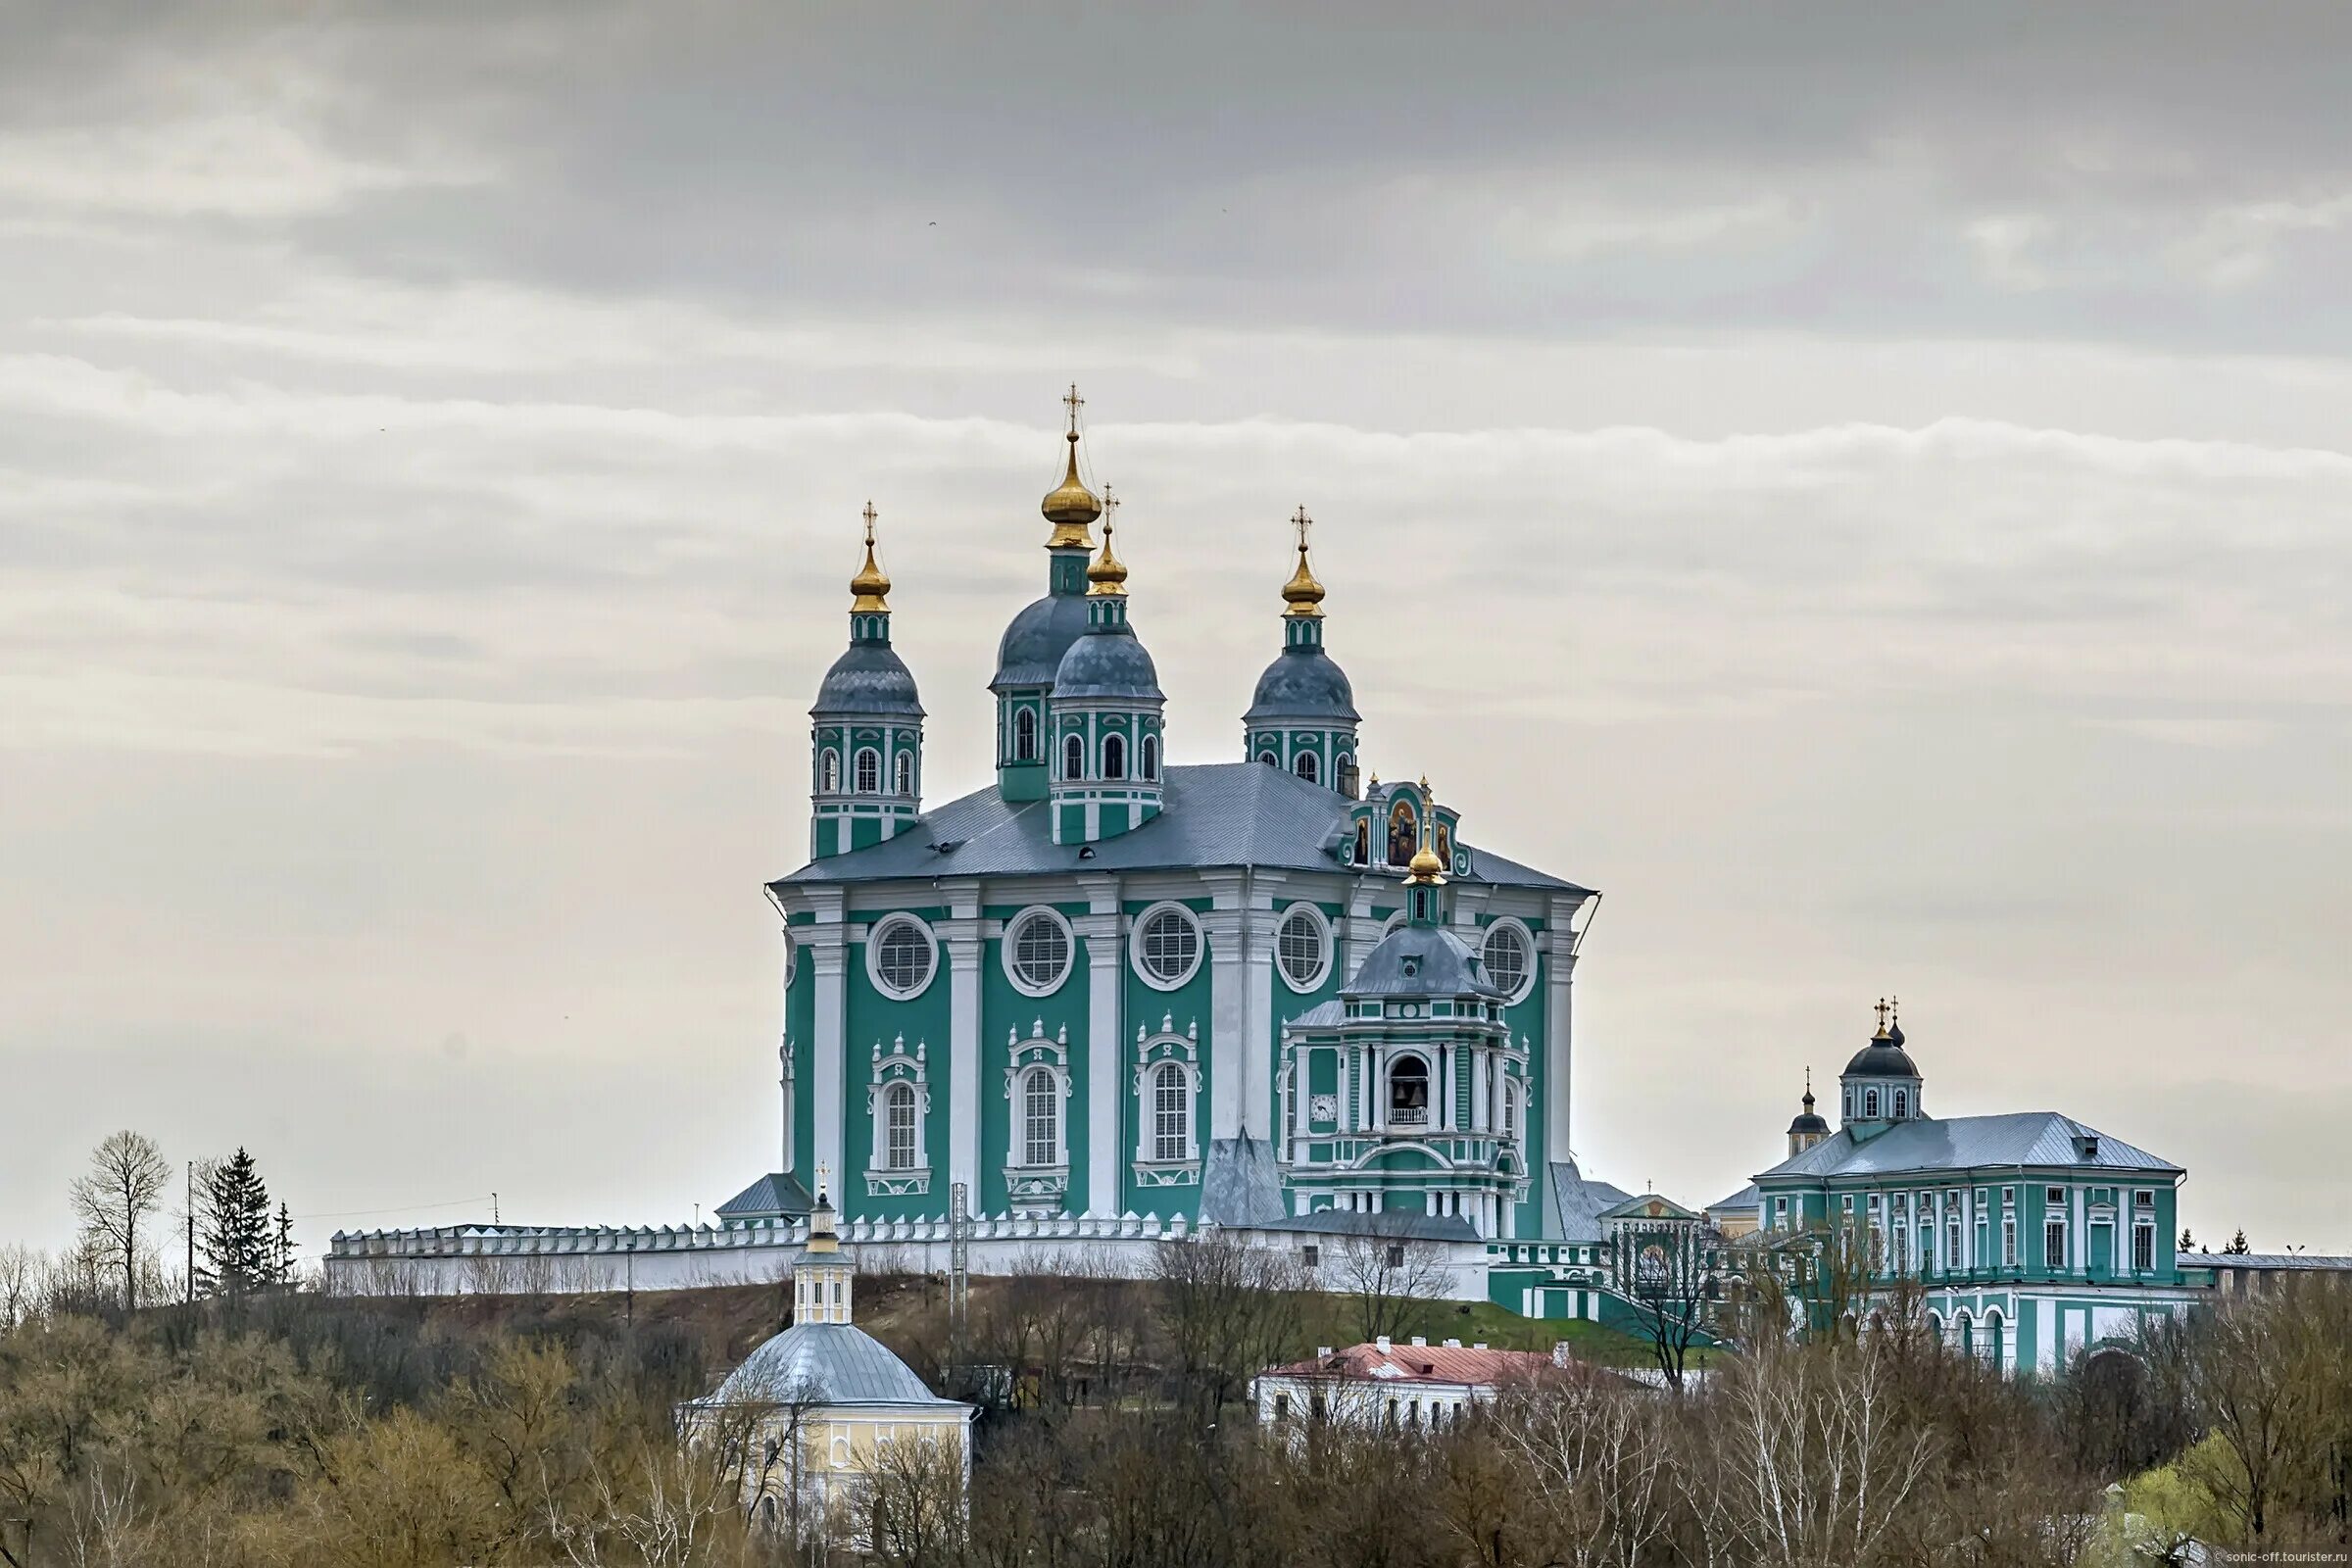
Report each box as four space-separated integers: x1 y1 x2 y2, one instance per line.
777 1042 795 1171
1543 940 1578 1164
940 884 983 1218
1243 879 1280 1140
808 902 849 1196
1076 876 1123 1219
1203 874 1249 1141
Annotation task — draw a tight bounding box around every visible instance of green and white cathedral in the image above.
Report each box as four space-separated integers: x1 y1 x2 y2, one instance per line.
735 395 1597 1238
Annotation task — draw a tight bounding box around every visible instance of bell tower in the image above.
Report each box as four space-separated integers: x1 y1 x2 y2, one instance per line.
808 505 923 858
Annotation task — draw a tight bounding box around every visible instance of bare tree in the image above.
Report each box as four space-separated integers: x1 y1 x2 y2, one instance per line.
1621 1227 1722 1393
0 1245 37 1331
1152 1236 1307 1420
69 1131 170 1313
1329 1226 1457 1346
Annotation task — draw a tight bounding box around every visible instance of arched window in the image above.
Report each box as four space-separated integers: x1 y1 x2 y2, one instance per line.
1502 1079 1518 1142
1892 1088 1908 1118
1014 707 1038 761
1021 1068 1058 1167
883 1083 918 1170
1352 819 1371 864
1258 750 1279 767
1102 733 1126 779
1152 1062 1189 1162
1388 1055 1430 1125
1294 751 1319 785
1864 1088 1881 1118
893 751 913 795
854 747 881 793
1063 735 1085 780
1140 734 1158 781
820 748 840 792
1388 801 1418 866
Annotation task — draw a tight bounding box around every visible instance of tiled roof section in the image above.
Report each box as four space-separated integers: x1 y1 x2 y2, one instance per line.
1265 1341 1625 1388
715 1171 813 1220
2182 1253 2352 1272
710 1322 963 1407
1754 1112 2181 1184
1547 1158 1634 1244
1342 924 1503 999
774 763 1592 893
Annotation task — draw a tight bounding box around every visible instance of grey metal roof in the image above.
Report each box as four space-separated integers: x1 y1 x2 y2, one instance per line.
2180 1253 2352 1272
1706 1182 1760 1215
1052 622 1163 702
716 1171 813 1221
1278 1209 1481 1243
1754 1112 2182 1184
1545 1158 1634 1245
775 762 1592 893
1342 924 1503 1000
1200 1136 1289 1227
1244 645 1359 724
709 1322 959 1407
992 592 1091 690
810 642 923 718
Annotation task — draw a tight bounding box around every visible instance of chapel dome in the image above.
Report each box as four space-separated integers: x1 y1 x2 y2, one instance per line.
1244 645 1360 724
992 592 1092 691
1841 1035 1920 1079
1341 923 1503 1001
1051 625 1163 703
710 1321 943 1406
1787 1107 1831 1136
811 642 923 717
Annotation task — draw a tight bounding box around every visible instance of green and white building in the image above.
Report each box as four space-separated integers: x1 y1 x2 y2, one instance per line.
1737 1005 2201 1373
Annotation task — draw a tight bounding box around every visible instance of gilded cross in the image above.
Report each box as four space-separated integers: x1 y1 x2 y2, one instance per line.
1101 482 1119 537
1293 504 1312 553
862 500 877 546
1063 382 1085 434
1875 997 1890 1030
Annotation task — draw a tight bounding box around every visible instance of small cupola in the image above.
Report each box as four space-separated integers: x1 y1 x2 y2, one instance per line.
793 1170 855 1325
1838 997 1925 1142
1243 507 1360 794
1786 1067 1831 1156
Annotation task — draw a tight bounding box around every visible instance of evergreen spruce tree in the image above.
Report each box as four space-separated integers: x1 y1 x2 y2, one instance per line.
2223 1226 2252 1255
274 1201 296 1288
199 1149 273 1299
2179 1227 2195 1252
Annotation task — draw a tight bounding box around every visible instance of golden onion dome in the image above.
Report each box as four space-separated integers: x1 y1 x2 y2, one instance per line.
1042 432 1102 549
850 502 890 612
1404 776 1446 883
1281 506 1325 616
1086 513 1129 597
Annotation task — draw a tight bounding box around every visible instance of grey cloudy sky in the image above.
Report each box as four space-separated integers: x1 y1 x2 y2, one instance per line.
5 3 2350 1258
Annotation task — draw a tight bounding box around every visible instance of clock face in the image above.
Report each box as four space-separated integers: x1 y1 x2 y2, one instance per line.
1310 1093 1338 1123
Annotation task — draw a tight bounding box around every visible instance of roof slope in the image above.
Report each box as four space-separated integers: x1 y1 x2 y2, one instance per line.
709 1322 960 1407
1265 1341 1629 1389
1547 1158 1634 1244
775 763 1590 892
1754 1112 2181 1183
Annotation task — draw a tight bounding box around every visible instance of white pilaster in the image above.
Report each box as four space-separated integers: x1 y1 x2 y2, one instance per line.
1543 897 1583 1165
807 895 849 1194
1077 874 1123 1218
939 880 983 1219
1202 874 1249 1141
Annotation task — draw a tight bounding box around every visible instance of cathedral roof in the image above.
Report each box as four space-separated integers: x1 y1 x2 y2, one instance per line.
991 592 1092 690
1546 1158 1634 1245
704 1321 959 1408
1244 644 1359 724
1840 1037 1920 1079
811 642 923 718
1752 1111 2181 1185
1342 923 1504 1000
774 762 1590 892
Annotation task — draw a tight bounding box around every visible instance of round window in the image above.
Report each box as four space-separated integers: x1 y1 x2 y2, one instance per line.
1276 905 1329 993
868 916 936 999
1481 921 1534 1003
1133 905 1203 989
1004 908 1073 996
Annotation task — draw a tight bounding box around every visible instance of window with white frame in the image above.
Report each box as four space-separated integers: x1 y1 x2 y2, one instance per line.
883 1083 918 1169
867 916 936 999
1021 1067 1058 1167
1295 751 1319 784
2044 1215 2068 1270
1014 707 1038 761
1063 735 1085 780
1864 1087 1881 1117
1947 1217 1961 1271
1275 905 1330 992
855 747 881 793
1133 904 1203 989
1103 733 1127 779
1258 749 1279 766
2133 1223 2155 1272
820 748 841 792
1891 1220 1908 1271
1141 734 1158 780
1480 920 1535 1003
1004 907 1074 996
1501 1077 1519 1143
1892 1088 1908 1117
894 751 913 795
2003 1213 2017 1266
1152 1062 1189 1162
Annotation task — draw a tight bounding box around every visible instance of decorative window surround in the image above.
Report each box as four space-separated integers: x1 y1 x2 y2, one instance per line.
1004 1020 1072 1213
864 1034 932 1197
1131 1014 1202 1186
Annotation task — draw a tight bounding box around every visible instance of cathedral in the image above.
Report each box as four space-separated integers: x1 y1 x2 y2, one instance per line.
735 389 1596 1241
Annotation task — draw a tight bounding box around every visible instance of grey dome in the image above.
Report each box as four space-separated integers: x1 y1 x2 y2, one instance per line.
1788 1110 1831 1135
1244 645 1360 724
811 643 923 718
709 1322 949 1407
992 593 1092 691
1343 924 1503 1000
1842 1038 1920 1079
1052 626 1164 703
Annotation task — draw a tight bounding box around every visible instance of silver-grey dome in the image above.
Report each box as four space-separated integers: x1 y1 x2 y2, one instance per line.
1052 626 1164 703
1244 646 1359 724
1842 1039 1921 1079
1342 924 1502 1000
811 643 923 718
992 593 1092 691
708 1321 951 1407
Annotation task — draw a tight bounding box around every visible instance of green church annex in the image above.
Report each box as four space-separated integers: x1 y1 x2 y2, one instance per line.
742 389 1599 1238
